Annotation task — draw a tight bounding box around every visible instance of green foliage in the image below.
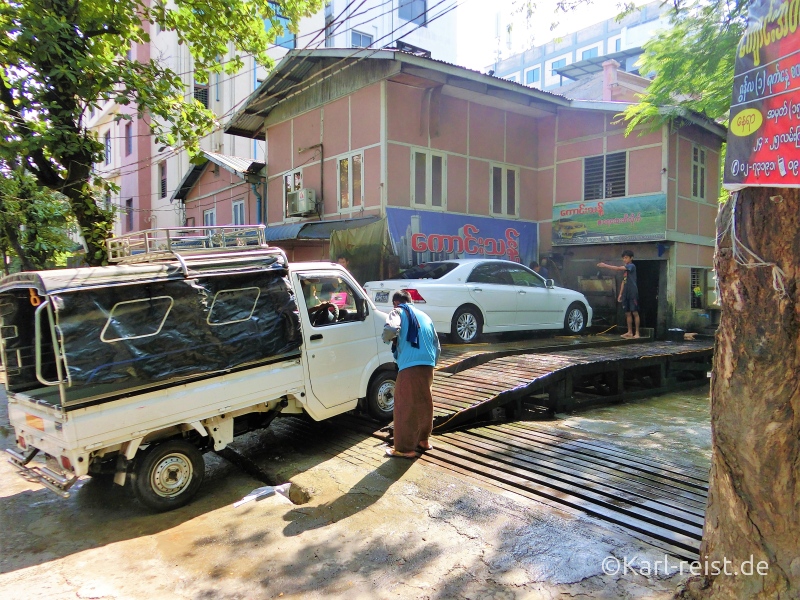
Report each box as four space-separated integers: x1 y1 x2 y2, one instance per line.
0 170 79 272
623 0 748 134
0 0 322 265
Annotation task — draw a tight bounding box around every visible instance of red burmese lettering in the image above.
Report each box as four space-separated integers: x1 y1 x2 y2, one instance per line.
411 233 428 252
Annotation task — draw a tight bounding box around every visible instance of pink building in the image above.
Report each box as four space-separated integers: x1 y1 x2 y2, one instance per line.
219 49 725 334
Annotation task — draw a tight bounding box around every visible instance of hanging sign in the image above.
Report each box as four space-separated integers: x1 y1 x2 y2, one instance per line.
725 0 800 190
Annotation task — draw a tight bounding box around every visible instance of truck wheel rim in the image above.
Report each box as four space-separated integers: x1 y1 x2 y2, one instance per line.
151 453 193 497
376 380 395 412
568 309 584 332
457 313 477 341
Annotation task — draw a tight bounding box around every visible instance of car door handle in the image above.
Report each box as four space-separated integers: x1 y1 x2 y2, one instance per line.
518 290 526 294
310 334 323 340
470 287 483 292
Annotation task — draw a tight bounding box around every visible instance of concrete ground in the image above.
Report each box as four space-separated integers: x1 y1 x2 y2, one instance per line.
0 385 710 600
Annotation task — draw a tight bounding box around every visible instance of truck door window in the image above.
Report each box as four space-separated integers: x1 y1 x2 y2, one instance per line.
100 296 174 342
300 276 365 327
207 287 261 325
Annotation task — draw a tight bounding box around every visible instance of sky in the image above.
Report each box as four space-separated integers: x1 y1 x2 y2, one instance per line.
456 0 653 71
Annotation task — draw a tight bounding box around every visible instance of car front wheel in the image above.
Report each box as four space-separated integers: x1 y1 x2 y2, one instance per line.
451 306 483 343
564 302 587 335
367 370 396 422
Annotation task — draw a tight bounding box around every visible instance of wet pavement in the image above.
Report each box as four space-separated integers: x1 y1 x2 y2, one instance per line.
0 376 711 599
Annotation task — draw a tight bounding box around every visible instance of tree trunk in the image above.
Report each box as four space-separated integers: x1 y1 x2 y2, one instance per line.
684 188 800 598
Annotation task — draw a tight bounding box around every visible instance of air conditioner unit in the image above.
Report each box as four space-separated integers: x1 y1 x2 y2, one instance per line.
287 188 316 216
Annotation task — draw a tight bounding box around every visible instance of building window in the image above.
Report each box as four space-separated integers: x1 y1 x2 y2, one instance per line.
126 43 133 61
324 7 335 47
692 145 706 200
550 58 566 76
125 198 134 232
525 67 540 85
284 169 303 215
203 208 216 226
411 149 446 209
104 130 111 165
193 79 209 108
399 0 426 26
691 268 706 309
216 71 221 102
125 122 133 156
159 161 167 198
338 153 363 210
232 199 245 225
584 152 626 200
581 47 598 60
267 3 296 49
105 190 112 211
504 73 520 83
351 31 373 48
491 165 518 216
615 38 622 52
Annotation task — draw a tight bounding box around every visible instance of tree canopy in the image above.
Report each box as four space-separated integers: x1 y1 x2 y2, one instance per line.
623 0 748 132
0 169 78 272
0 0 322 266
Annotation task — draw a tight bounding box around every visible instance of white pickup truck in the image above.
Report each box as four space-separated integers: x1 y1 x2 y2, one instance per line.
0 226 396 511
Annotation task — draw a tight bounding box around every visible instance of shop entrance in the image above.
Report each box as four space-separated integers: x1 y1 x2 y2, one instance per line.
634 260 664 332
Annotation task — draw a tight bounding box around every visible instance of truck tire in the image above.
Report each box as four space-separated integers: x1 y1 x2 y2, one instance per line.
130 440 205 512
367 370 396 422
450 306 482 343
564 302 588 335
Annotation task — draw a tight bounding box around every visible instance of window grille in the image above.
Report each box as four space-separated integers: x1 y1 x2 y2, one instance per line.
584 152 626 200
193 83 209 108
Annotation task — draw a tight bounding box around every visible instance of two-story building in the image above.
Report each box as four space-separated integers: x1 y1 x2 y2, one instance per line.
212 48 723 334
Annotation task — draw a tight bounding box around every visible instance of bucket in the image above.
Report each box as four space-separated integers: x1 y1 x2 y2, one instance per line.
666 328 685 342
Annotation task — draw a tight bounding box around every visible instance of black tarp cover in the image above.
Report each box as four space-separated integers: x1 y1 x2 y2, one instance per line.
54 268 302 387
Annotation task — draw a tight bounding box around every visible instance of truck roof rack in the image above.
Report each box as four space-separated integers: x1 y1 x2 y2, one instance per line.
107 225 271 266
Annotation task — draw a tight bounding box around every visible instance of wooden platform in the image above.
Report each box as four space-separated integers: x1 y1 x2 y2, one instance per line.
429 340 713 431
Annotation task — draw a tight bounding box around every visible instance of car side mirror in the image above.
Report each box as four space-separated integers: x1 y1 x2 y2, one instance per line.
545 279 555 288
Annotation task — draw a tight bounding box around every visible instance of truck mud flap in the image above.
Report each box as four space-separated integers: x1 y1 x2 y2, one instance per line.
6 448 78 498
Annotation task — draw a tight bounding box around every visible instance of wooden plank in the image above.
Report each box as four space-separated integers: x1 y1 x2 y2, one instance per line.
439 432 706 529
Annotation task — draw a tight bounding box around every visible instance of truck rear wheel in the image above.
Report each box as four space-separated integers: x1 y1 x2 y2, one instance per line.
367 370 396 422
131 440 205 511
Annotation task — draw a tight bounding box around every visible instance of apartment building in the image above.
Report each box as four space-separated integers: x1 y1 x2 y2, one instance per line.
491 1 670 92
90 0 457 235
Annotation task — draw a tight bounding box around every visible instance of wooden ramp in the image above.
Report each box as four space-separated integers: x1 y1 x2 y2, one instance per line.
430 340 713 431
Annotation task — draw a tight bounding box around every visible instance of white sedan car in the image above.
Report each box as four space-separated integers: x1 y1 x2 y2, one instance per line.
364 259 592 344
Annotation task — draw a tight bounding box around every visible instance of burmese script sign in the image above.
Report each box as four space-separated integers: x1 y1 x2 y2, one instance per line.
551 194 667 246
725 0 800 190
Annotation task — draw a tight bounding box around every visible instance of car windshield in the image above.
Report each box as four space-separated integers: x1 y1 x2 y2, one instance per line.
396 262 459 280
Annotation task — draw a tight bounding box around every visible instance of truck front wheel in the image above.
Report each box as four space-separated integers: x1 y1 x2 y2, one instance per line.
130 440 205 511
367 370 396 422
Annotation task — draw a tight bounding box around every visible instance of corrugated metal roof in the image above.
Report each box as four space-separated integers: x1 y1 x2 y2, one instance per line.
556 49 644 80
171 151 266 201
263 216 381 242
226 49 571 139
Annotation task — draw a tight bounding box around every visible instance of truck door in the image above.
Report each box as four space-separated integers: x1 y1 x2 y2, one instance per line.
295 272 380 408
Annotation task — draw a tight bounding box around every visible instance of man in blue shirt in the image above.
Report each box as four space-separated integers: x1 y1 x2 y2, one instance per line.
382 290 441 458
598 250 640 339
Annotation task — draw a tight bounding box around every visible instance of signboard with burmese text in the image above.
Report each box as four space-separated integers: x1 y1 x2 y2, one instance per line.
385 207 537 268
551 194 667 246
725 0 800 190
